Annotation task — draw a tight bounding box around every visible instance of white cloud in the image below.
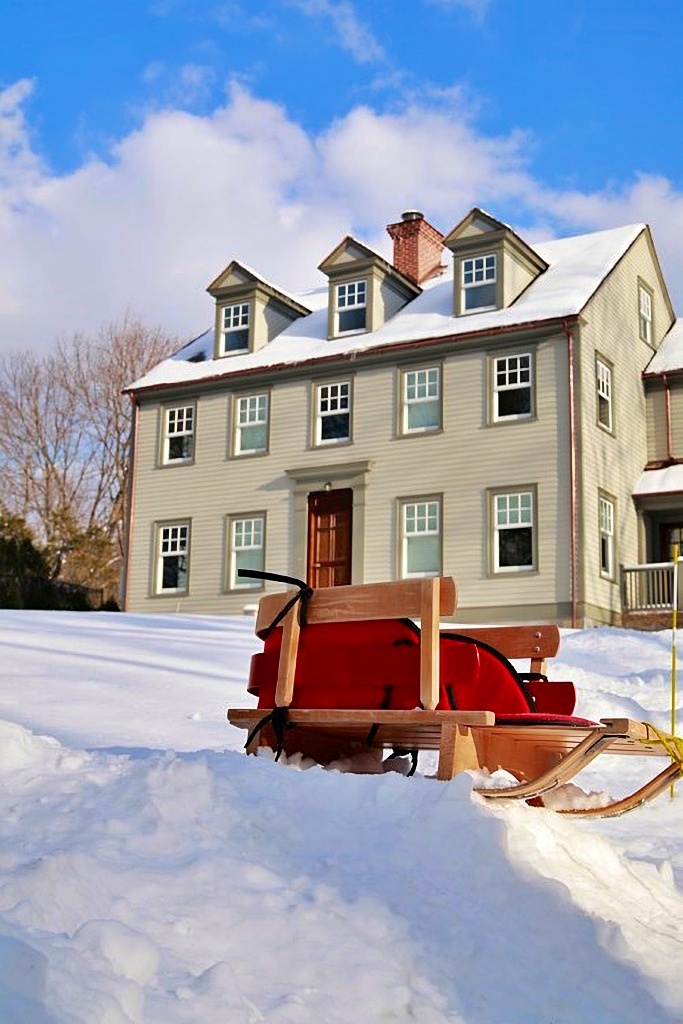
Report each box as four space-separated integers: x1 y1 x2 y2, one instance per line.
289 0 386 64
0 77 681 356
0 79 44 202
425 0 492 20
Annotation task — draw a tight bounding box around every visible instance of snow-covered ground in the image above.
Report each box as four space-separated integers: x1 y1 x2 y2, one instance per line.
0 610 682 1023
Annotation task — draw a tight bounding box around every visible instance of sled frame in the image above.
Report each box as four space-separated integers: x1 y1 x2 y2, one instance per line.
227 576 681 816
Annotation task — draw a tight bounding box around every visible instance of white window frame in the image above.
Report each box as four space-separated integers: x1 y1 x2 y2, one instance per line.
336 280 367 335
492 353 533 422
400 498 442 578
402 366 441 434
461 253 497 312
234 393 269 456
221 302 250 354
596 358 613 432
599 495 615 580
162 404 195 464
638 284 653 344
315 380 351 446
228 514 265 589
493 490 535 574
155 522 190 595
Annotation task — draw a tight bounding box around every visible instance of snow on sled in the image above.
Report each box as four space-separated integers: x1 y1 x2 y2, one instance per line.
227 573 682 817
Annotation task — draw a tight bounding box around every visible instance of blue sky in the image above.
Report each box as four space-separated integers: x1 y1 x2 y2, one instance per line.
1 0 682 352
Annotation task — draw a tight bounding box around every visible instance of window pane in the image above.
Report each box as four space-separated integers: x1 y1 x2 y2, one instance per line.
159 525 189 592
236 394 268 453
168 434 193 460
165 406 194 462
232 516 264 587
403 500 440 576
239 423 267 451
318 383 350 442
235 548 264 580
339 307 366 332
321 413 350 441
162 555 187 590
498 527 532 568
408 400 440 430
407 535 439 575
224 329 249 352
497 386 531 418
464 282 496 310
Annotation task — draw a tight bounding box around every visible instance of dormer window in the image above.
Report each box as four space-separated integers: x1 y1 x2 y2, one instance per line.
462 254 497 312
336 281 367 334
221 303 250 354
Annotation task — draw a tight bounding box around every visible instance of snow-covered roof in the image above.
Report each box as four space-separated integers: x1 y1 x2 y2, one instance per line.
644 320 683 374
633 465 683 497
208 258 312 313
128 222 645 393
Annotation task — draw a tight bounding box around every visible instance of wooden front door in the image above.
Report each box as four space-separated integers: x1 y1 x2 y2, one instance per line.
307 488 353 587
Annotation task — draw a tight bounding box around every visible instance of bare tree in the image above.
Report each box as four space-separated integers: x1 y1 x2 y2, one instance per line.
0 316 177 598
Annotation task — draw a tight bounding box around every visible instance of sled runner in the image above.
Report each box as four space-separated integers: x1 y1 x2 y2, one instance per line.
227 573 682 817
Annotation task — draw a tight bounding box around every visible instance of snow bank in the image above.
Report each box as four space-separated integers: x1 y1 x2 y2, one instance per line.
0 612 682 1022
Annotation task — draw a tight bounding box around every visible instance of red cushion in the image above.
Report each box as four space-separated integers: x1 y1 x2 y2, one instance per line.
494 713 598 727
248 621 540 716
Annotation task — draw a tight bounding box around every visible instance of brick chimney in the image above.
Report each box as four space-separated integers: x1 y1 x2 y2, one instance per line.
386 211 445 285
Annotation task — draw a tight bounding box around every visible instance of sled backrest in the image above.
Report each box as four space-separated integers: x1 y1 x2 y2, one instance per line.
256 576 457 710
449 624 561 676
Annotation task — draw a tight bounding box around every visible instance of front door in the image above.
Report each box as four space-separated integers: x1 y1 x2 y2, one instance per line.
307 488 353 587
658 522 683 609
659 523 683 562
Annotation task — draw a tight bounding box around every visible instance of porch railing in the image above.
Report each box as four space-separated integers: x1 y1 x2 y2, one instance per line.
621 561 676 613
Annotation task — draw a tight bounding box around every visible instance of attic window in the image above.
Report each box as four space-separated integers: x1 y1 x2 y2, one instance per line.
336 280 367 334
222 303 250 354
638 284 653 344
462 254 497 312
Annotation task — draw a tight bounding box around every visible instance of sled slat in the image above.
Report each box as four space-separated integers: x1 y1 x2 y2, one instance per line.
274 598 300 707
255 577 457 634
420 577 441 711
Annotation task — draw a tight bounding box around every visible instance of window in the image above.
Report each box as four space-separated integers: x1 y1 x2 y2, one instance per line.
228 515 265 589
596 358 612 431
493 491 534 573
163 405 195 463
402 367 441 434
221 303 250 353
315 381 351 445
234 393 268 455
599 495 615 579
493 353 532 421
336 280 367 334
462 254 497 312
401 499 441 577
156 522 190 594
638 284 652 344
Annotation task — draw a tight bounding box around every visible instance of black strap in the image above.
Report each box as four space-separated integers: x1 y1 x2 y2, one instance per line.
238 569 314 638
386 747 419 776
517 672 547 712
244 705 294 762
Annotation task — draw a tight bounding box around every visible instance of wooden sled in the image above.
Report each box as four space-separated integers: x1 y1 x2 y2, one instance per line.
227 575 682 817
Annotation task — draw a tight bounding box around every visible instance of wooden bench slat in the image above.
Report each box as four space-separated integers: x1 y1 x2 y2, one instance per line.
450 625 560 660
255 577 457 634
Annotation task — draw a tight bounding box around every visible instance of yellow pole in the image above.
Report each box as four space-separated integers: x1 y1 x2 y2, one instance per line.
671 544 678 798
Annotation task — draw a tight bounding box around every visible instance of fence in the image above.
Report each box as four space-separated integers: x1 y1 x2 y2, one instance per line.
621 561 676 613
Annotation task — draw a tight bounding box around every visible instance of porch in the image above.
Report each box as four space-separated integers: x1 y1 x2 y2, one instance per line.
621 561 679 630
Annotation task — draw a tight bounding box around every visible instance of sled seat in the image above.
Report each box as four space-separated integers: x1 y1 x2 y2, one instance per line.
227 576 682 817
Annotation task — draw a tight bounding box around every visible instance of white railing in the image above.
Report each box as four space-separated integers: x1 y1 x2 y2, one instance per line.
621 561 676 612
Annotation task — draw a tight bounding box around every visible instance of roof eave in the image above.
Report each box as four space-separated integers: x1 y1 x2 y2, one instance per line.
125 314 581 399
